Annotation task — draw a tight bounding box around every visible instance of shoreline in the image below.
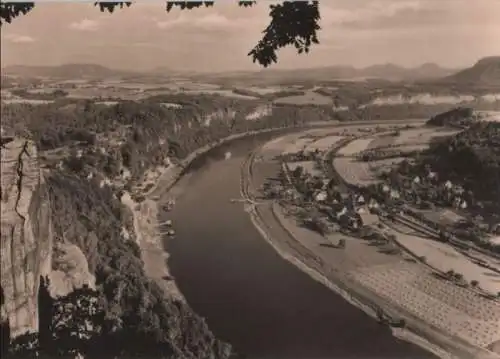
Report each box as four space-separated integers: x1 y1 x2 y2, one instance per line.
122 123 332 303
244 136 499 359
239 145 452 359
119 118 436 353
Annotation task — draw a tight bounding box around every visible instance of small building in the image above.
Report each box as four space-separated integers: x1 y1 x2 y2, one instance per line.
314 191 328 202
356 212 379 228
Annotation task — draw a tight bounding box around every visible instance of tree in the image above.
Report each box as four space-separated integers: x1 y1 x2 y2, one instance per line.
291 165 304 181
44 284 104 358
0 1 321 67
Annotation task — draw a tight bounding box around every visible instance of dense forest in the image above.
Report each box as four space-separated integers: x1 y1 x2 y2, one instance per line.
424 121 500 213
426 107 476 128
2 95 335 358
2 96 333 181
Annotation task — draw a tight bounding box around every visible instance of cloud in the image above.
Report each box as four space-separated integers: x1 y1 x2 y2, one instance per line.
156 13 232 30
320 1 427 28
69 19 99 31
4 34 35 43
321 0 499 30
155 10 261 31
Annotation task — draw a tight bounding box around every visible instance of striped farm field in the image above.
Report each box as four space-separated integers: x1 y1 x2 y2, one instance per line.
392 232 500 295
394 128 459 148
333 138 377 186
351 263 500 349
333 157 376 187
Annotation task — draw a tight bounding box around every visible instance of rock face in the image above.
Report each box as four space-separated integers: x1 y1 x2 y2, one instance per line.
49 242 96 298
1 138 53 339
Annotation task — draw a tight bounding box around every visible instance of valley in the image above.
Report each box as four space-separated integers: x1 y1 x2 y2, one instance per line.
1 57 500 359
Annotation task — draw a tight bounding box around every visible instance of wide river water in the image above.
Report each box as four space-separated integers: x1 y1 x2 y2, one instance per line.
164 132 438 359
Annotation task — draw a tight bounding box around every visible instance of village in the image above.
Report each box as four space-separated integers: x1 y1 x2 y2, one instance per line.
258 124 500 297
250 122 500 356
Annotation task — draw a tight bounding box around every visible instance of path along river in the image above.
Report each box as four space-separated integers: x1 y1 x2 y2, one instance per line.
163 131 437 359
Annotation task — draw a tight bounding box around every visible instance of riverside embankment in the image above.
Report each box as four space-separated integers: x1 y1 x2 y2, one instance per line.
163 126 437 359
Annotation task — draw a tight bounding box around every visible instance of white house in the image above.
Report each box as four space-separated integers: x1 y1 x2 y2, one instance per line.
315 191 328 202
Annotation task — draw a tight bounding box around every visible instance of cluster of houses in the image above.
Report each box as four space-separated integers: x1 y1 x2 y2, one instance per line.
285 167 382 232
282 154 499 252
384 167 471 212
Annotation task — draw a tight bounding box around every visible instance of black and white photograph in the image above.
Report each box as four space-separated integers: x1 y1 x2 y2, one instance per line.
1 1 499 359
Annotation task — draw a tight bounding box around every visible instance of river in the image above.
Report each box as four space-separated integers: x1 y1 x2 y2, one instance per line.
163 133 438 359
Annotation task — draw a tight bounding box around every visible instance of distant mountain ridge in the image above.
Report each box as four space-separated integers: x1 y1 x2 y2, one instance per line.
2 62 458 82
202 63 458 83
1 63 143 79
442 56 500 86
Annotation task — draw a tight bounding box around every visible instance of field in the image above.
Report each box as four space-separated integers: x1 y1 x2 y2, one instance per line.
366 134 397 150
390 231 500 295
1 98 54 105
282 137 317 154
273 90 333 105
393 127 460 148
239 86 290 95
183 89 258 100
479 111 500 122
351 262 500 349
333 158 376 186
368 93 476 106
334 138 376 186
303 135 345 153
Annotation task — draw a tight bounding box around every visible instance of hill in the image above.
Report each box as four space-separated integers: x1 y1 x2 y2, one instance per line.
1 63 143 80
442 56 500 86
426 107 476 128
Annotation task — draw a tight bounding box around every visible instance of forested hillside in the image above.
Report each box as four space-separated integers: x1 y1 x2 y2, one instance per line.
424 122 500 210
426 107 476 128
1 95 334 358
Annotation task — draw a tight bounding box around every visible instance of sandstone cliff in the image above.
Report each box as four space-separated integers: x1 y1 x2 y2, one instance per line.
0 138 53 338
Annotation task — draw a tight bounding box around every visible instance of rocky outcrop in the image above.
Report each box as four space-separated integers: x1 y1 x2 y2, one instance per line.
0 138 53 339
49 242 96 298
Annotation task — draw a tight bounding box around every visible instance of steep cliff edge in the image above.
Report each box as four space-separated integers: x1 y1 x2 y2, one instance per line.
0 138 53 338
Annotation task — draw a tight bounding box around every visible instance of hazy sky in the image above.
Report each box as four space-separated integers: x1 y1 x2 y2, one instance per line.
1 0 499 72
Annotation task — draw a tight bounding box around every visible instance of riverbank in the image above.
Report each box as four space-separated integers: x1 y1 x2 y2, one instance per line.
239 142 450 359
121 123 336 302
165 136 440 358
245 132 499 359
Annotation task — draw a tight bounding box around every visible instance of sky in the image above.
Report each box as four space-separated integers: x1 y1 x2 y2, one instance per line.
1 0 499 72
